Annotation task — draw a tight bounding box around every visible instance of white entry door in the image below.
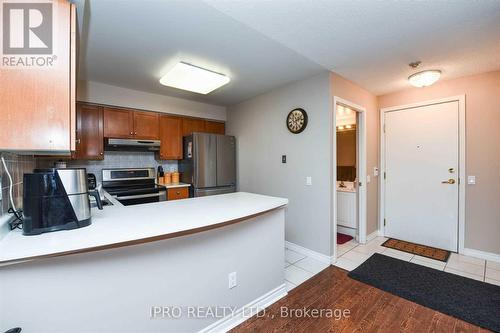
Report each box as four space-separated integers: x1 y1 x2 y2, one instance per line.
384 101 459 251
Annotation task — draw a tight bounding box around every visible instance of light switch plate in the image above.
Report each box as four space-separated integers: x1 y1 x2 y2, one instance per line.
306 176 312 186
467 176 476 185
228 272 237 289
366 175 371 183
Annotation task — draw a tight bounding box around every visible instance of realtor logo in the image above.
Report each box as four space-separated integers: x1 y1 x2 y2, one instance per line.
3 2 53 54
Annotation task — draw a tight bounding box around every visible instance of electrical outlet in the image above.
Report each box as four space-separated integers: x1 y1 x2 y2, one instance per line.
306 176 312 186
373 167 379 177
228 272 237 289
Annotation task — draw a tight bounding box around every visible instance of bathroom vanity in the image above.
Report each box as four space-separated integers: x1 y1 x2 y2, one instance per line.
337 182 357 229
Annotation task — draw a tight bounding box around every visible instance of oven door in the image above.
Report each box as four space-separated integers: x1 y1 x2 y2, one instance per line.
114 191 166 206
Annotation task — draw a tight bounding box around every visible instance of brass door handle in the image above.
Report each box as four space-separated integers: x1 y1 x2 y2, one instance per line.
442 179 456 184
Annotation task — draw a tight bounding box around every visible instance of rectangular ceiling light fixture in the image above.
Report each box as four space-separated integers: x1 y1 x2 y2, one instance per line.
159 62 230 94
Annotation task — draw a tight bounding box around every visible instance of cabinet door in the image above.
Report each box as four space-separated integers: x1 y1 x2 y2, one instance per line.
182 118 206 136
159 116 182 160
205 121 225 134
133 111 159 139
75 103 104 160
167 187 189 200
103 108 133 138
0 0 74 152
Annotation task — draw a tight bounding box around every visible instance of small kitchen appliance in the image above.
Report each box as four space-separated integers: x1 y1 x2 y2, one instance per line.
22 168 103 235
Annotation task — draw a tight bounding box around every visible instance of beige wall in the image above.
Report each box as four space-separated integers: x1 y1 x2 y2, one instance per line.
331 73 380 235
378 70 500 255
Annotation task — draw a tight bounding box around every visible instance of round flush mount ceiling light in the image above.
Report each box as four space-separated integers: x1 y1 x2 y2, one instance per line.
408 70 441 88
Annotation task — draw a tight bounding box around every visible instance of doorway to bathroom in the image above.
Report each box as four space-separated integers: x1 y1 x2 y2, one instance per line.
332 97 367 261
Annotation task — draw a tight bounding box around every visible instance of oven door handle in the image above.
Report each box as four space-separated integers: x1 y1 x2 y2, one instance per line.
113 192 165 200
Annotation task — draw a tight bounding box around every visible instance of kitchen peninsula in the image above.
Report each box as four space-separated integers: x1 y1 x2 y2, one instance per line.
0 192 288 333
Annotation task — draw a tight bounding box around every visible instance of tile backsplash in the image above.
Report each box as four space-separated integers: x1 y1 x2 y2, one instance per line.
37 151 178 183
0 152 36 216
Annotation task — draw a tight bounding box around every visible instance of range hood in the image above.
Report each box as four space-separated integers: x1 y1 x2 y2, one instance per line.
105 138 161 152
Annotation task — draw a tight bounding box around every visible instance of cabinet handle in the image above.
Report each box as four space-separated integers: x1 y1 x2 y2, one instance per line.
134 132 137 135
130 131 133 135
75 139 81 144
100 152 103 155
176 191 180 195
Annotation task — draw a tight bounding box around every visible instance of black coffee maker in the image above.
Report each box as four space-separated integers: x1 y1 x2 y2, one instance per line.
22 168 103 235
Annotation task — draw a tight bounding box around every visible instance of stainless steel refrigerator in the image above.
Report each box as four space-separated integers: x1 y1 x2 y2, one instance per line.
179 133 236 197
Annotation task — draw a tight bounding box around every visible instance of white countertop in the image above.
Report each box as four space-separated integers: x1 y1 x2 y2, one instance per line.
161 182 191 189
337 187 356 193
0 192 287 265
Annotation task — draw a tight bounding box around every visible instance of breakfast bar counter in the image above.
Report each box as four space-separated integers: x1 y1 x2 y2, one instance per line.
0 192 287 265
0 192 288 332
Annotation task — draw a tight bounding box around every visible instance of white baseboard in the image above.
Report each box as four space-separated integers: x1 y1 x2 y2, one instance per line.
366 230 380 242
337 226 356 238
285 241 332 265
198 284 287 333
461 248 500 263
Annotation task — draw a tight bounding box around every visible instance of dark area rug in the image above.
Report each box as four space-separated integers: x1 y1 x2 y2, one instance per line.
382 238 450 262
348 253 500 332
337 232 353 244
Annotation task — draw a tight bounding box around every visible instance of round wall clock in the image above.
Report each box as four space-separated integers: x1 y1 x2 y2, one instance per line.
286 108 308 134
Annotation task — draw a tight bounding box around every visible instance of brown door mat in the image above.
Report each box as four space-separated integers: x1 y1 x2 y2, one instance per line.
381 238 451 262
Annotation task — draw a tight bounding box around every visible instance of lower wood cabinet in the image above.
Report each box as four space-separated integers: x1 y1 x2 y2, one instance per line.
167 187 189 200
74 103 104 160
159 116 183 160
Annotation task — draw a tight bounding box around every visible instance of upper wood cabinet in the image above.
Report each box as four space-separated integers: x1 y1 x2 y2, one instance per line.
104 108 159 140
74 103 104 160
182 118 206 137
159 116 183 160
0 1 76 153
103 107 133 138
133 111 159 140
205 121 225 135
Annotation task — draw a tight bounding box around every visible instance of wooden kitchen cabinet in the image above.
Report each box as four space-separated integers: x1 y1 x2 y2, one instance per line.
104 108 159 140
0 1 77 153
74 103 104 160
133 111 159 139
205 121 225 134
159 116 183 160
182 118 206 136
167 187 189 200
103 107 134 138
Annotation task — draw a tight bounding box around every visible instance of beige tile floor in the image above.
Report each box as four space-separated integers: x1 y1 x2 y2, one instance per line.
284 236 500 291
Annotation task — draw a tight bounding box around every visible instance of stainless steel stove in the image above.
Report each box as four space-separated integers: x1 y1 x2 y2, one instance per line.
102 168 166 206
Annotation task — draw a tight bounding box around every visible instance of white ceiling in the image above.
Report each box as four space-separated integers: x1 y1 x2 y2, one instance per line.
76 0 324 106
205 0 500 96
77 0 500 106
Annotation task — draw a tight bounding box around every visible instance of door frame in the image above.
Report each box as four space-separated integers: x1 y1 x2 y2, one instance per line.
332 96 367 262
379 95 466 253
